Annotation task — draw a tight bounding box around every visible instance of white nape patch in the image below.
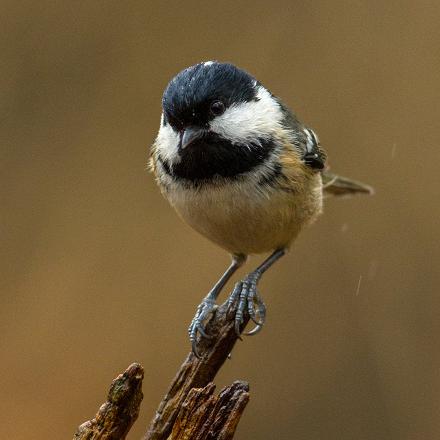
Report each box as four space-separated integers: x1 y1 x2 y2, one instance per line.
209 86 284 145
202 60 215 67
155 113 181 163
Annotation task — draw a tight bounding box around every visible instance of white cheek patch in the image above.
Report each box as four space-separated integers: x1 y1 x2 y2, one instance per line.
209 86 284 144
155 114 181 163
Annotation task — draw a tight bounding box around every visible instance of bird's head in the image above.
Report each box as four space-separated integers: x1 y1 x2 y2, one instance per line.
155 62 285 182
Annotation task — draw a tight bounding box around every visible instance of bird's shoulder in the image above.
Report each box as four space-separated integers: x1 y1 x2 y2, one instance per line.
275 97 327 171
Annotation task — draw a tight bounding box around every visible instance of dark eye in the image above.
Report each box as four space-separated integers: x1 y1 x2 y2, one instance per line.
210 100 225 116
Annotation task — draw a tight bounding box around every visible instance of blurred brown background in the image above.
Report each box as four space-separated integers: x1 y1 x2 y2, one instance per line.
1 1 439 439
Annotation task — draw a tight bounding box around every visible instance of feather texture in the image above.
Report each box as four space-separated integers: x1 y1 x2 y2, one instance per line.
322 171 374 197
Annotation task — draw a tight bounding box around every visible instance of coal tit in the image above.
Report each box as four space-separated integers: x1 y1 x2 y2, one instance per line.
150 61 373 357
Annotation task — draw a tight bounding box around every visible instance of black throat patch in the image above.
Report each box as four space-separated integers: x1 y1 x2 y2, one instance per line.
159 134 276 184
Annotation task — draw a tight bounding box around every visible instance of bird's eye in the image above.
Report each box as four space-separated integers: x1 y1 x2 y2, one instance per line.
210 100 225 116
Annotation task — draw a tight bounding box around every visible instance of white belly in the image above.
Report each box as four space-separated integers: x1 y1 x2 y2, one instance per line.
166 177 322 255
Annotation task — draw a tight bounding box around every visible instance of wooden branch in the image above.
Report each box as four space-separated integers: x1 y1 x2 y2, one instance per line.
170 381 250 440
143 300 250 440
73 363 144 440
72 299 251 439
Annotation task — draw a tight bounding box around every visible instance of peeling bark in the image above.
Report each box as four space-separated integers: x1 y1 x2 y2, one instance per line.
73 363 144 440
143 300 250 440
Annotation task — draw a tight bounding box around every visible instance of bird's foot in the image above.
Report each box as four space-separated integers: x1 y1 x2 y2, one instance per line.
189 270 266 358
227 271 266 336
188 294 217 358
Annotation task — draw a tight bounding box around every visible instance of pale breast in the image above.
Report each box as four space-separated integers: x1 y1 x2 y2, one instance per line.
165 175 323 255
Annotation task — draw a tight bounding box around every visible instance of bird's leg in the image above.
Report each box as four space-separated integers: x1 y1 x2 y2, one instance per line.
228 248 286 336
189 253 246 357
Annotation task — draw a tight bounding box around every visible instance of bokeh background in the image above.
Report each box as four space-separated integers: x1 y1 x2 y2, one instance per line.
2 1 439 439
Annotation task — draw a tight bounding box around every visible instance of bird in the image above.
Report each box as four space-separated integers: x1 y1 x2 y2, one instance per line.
149 61 373 357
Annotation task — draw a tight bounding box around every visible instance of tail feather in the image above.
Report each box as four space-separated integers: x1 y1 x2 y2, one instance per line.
322 171 374 197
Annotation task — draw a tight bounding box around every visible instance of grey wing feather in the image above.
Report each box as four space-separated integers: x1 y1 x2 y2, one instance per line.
322 171 374 197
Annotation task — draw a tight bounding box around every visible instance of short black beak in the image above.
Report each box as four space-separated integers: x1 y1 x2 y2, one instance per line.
180 127 205 150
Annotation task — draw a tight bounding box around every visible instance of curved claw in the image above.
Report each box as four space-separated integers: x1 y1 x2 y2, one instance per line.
244 295 266 335
188 296 217 357
197 322 212 339
244 324 263 336
248 314 263 326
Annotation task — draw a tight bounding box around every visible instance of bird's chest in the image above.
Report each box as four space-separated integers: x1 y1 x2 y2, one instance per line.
164 179 321 254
